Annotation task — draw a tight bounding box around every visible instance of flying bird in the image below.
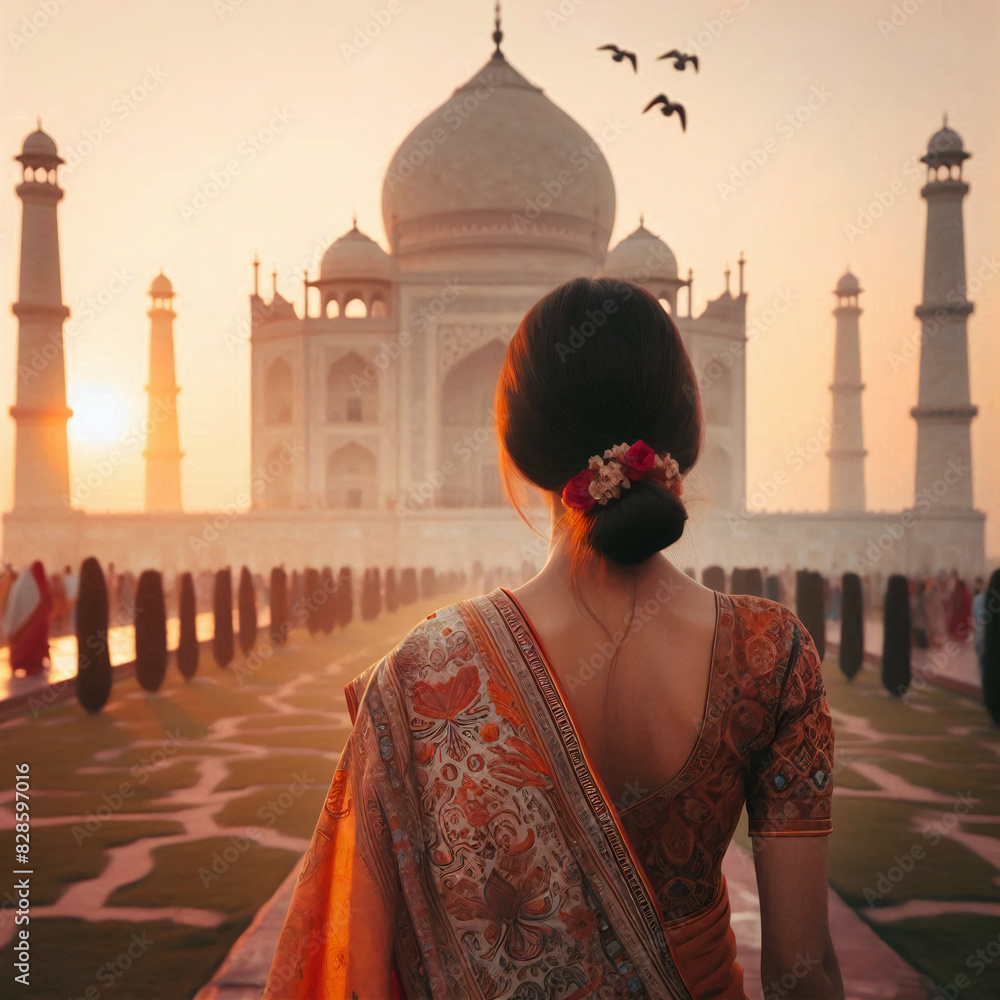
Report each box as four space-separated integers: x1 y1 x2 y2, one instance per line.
643 94 687 131
657 49 699 72
597 44 638 72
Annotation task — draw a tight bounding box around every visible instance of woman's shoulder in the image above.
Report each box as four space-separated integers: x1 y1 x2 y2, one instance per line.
723 592 820 684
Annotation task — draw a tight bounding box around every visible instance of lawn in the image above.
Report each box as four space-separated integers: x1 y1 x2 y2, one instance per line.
0 591 462 1000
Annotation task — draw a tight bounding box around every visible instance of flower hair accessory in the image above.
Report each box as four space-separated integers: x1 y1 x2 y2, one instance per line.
561 440 682 511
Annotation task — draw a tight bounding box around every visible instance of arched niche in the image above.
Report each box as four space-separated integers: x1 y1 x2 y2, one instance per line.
327 352 376 423
326 442 377 508
439 339 507 507
264 358 293 426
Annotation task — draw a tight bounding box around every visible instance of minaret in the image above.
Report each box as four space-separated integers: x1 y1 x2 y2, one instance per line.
912 119 977 508
10 126 72 511
828 268 866 510
143 272 183 511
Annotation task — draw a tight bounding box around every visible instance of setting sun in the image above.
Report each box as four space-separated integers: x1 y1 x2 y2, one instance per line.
68 383 130 444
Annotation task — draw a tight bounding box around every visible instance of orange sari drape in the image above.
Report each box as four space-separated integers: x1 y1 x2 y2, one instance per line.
264 591 749 999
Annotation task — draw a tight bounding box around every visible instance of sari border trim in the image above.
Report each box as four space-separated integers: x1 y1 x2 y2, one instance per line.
485 588 694 1000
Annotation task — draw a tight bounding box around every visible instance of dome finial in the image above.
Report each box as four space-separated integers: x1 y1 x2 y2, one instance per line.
352 210 358 230
37 114 42 130
638 209 644 227
492 1 503 58
943 111 948 127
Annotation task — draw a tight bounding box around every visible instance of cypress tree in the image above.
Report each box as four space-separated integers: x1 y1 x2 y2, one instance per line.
361 569 377 621
303 568 321 634
76 557 112 713
269 567 288 648
177 571 199 680
701 565 725 593
840 572 864 681
730 568 748 594
796 570 827 663
320 566 336 634
765 574 781 602
385 568 399 613
980 569 1000 723
420 567 436 599
400 568 418 605
135 570 168 692
337 567 353 627
238 566 257 653
372 568 382 618
745 568 764 597
289 569 304 627
882 574 912 697
213 567 234 668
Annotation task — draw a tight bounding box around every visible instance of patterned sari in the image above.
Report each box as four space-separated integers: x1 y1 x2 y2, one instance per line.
263 589 834 1000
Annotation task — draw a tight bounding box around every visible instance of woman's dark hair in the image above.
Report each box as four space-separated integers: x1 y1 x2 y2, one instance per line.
496 276 703 566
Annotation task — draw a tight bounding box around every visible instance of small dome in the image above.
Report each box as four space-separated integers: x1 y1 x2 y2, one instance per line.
835 269 860 296
16 127 63 165
922 121 969 165
149 272 173 296
320 224 393 282
928 125 963 155
603 223 678 282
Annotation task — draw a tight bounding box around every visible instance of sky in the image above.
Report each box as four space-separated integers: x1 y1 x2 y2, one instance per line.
1 0 998 556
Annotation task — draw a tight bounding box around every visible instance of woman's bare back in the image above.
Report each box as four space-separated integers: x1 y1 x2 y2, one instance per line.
508 554 719 812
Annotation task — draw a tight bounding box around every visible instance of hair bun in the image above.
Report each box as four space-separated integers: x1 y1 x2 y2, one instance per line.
587 478 688 565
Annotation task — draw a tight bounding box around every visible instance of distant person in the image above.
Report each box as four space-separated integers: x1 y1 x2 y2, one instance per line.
0 564 15 644
948 577 973 642
263 278 843 1000
5 561 52 676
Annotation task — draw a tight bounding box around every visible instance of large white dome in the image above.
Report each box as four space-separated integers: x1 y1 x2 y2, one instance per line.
381 52 616 269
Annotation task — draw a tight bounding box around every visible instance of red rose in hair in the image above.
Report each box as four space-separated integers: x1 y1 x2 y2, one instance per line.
623 440 656 478
561 469 597 511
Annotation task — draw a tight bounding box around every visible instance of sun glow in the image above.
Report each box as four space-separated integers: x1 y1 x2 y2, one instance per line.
68 383 131 444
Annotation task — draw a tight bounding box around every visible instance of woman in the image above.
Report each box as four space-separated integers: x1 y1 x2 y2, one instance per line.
263 278 842 999
5 560 53 676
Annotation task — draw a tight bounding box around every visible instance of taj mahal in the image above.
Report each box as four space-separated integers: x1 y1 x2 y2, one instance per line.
3 26 986 581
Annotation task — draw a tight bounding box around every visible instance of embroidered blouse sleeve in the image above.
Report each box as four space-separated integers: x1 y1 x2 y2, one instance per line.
746 614 834 837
